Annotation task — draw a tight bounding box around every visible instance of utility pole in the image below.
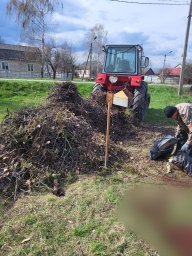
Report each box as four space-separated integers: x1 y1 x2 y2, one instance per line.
89 42 93 80
82 50 91 81
162 51 172 84
82 36 97 81
161 54 166 84
178 0 192 95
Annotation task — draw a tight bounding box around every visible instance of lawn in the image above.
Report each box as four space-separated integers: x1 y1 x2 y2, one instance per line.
0 80 94 121
0 80 55 121
0 81 192 256
1 80 191 124
0 175 151 256
145 84 192 124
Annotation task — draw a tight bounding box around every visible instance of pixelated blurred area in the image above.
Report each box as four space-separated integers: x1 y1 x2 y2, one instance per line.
119 186 192 256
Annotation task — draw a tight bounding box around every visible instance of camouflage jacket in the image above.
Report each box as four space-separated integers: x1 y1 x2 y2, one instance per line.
176 103 192 144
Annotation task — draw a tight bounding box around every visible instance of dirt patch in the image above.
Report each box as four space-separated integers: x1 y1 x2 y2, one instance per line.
123 123 192 187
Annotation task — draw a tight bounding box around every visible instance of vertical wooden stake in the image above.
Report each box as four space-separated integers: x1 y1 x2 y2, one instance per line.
104 93 113 168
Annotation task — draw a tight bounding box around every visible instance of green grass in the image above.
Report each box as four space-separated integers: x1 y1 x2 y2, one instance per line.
1 80 191 124
0 80 93 121
145 84 192 124
0 80 55 121
76 82 94 97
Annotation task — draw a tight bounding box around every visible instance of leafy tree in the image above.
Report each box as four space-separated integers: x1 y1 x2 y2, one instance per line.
7 0 60 77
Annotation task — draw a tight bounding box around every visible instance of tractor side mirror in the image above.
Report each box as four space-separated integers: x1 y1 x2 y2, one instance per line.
141 56 149 68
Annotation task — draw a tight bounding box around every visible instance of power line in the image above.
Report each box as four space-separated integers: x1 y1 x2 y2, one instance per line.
110 0 189 5
157 0 188 2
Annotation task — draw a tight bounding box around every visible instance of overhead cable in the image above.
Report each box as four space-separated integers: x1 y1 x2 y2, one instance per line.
110 0 189 5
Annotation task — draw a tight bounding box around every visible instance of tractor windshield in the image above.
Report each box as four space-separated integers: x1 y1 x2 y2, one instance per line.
104 46 136 74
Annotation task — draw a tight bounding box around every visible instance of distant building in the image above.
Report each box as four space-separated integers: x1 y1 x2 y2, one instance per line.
76 60 103 80
76 63 90 79
143 68 158 83
0 43 42 78
159 66 181 84
143 68 155 76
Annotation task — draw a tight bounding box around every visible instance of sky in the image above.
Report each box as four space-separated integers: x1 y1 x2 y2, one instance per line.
0 0 192 70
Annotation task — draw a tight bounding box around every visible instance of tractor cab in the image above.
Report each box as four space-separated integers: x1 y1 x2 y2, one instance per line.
104 45 149 75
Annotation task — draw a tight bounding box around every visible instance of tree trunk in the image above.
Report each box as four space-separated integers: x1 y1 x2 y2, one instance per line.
53 70 56 79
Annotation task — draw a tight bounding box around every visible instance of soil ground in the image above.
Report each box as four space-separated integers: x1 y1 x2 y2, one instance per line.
122 122 192 187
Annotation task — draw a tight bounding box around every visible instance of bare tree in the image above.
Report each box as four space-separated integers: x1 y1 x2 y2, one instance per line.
93 24 108 74
60 42 76 79
158 67 172 84
45 40 76 80
45 39 61 79
84 24 107 77
184 61 192 84
7 0 60 78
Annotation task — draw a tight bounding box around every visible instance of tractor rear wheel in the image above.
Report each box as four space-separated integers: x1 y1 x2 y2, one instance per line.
92 83 106 94
132 81 149 121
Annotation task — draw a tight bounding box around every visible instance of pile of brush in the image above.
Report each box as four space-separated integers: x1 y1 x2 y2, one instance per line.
0 82 133 199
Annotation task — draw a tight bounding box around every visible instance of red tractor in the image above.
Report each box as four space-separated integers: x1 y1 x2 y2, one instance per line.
93 44 150 121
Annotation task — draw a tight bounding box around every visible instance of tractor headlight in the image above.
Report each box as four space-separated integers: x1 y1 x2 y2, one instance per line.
109 76 118 83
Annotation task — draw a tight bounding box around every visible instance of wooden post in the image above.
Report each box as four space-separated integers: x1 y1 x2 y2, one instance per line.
104 93 113 168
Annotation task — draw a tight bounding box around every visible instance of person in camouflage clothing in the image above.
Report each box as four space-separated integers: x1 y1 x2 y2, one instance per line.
164 103 192 152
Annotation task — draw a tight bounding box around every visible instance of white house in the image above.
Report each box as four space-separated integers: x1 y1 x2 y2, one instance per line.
0 43 42 78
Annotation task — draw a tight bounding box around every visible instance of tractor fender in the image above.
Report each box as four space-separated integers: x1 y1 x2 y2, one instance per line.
95 73 107 85
130 76 145 87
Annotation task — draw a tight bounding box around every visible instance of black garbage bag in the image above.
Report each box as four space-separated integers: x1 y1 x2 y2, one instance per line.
175 130 188 153
172 150 192 176
149 135 177 160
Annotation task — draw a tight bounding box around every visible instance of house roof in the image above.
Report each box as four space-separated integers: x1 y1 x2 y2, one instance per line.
0 49 25 60
165 67 181 76
175 64 181 69
143 68 155 76
0 43 41 62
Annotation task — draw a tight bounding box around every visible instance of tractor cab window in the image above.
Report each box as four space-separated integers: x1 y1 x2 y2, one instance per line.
104 46 136 74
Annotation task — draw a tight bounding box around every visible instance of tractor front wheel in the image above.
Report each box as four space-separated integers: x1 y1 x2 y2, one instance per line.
132 81 149 121
92 83 106 94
